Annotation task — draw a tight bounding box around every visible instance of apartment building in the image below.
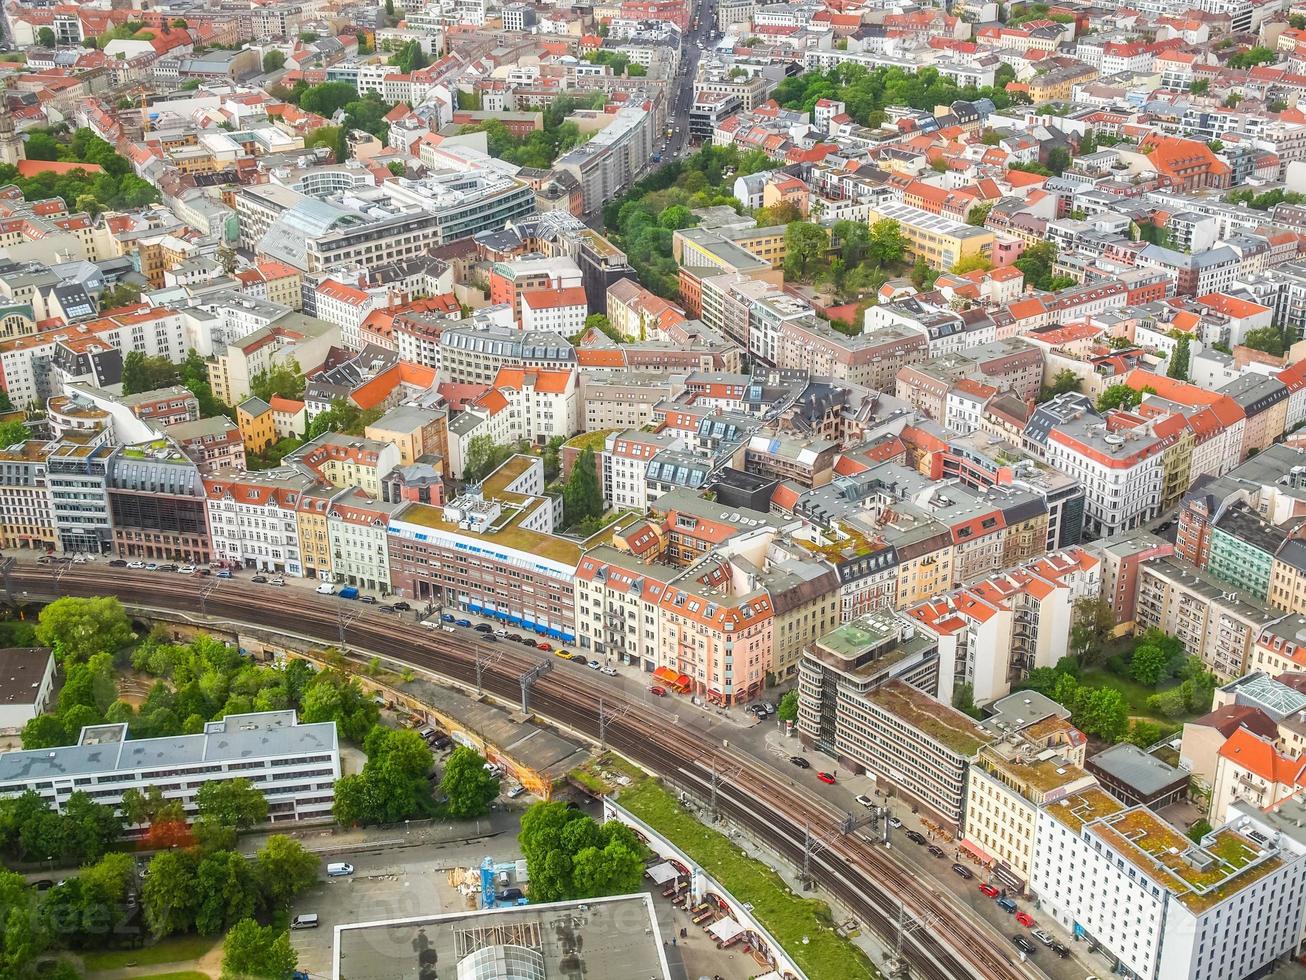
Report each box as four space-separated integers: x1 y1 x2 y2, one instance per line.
1032 795 1306 980
604 429 686 511
963 692 1093 889
105 439 210 563
388 456 577 641
520 287 588 337
866 201 995 272
0 710 339 825
326 489 398 595
203 469 313 575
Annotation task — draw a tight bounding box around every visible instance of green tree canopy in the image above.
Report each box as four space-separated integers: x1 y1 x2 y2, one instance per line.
777 690 798 721
262 50 286 73
142 850 200 938
463 434 513 484
221 920 297 980
195 778 269 833
441 746 500 819
1096 383 1143 412
519 802 643 901
783 221 828 280
249 360 304 403
562 448 602 529
36 597 134 664
121 351 181 395
254 834 319 910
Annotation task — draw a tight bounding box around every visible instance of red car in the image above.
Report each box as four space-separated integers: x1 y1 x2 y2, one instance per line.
536 641 551 652
649 685 667 697
1015 911 1035 929
979 884 1000 898
817 772 836 784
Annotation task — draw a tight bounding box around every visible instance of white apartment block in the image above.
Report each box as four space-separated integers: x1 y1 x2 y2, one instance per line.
0 711 339 825
204 471 311 575
326 491 396 594
314 279 384 351
604 429 687 511
1033 791 1306 980
520 287 588 337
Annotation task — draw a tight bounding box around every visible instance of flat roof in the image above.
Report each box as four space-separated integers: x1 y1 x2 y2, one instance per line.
865 679 995 758
0 648 50 706
333 894 671 980
0 710 336 784
1088 742 1188 795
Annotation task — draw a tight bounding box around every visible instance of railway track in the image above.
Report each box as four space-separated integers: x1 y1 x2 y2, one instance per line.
8 566 1038 980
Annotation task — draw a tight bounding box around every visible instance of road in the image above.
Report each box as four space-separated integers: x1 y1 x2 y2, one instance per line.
663 0 717 161
6 564 1044 980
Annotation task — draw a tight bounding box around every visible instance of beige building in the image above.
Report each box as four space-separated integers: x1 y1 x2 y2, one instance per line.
962 693 1094 889
296 485 337 582
365 405 446 467
207 313 339 405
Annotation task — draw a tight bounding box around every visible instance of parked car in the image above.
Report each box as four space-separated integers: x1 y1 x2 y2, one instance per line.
30 880 53 891
536 641 551 652
378 605 397 614
927 844 945 858
108 559 127 568
996 897 1017 914
326 863 354 877
790 756 810 769
440 625 456 633
454 618 471 627
816 772 836 785
979 883 1000 898
126 561 146 569
600 665 618 677
494 628 508 637
649 686 668 697
290 914 319 930
570 654 587 664
440 613 455 623
1031 930 1054 947
392 601 411 611
887 816 902 829
144 563 158 572
904 830 926 845
359 595 377 604
1049 942 1069 959
216 569 233 579
854 794 873 808
952 864 974 880
269 576 285 586
586 660 601 670
316 583 335 595
252 575 268 584
339 587 360 600
1015 911 1035 929
1011 935 1035 956
474 623 493 632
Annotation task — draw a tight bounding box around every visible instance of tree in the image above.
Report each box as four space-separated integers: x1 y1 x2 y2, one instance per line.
461 434 512 484
35 597 134 664
1041 368 1082 402
299 81 358 117
37 27 55 47
571 838 643 898
61 790 123 864
1130 643 1172 686
304 125 346 163
0 418 26 447
195 778 268 833
966 201 994 227
777 690 798 722
262 50 286 73
387 160 406 176
142 850 200 938
1096 383 1142 412
1069 596 1115 666
562 448 602 529
1079 130 1098 155
1073 687 1128 743
333 728 433 826
950 254 992 275
442 746 500 819
195 850 257 936
298 670 379 743
221 920 297 980
389 40 430 74
248 361 304 402
868 219 906 264
1168 335 1190 381
832 219 871 265
20 714 64 750
755 201 802 226
782 222 828 280
121 350 181 395
519 802 642 901
1046 146 1071 176
254 835 318 911
1228 46 1278 69
100 281 141 310
1242 326 1289 357
910 255 938 291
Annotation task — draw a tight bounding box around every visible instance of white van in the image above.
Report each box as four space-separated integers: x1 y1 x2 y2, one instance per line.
326 862 354 877
316 583 336 595
291 913 319 929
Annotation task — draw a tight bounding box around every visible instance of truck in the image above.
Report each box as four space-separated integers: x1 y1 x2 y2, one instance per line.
338 586 360 600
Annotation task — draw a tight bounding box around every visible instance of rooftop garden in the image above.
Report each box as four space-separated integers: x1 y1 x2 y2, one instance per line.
867 682 993 758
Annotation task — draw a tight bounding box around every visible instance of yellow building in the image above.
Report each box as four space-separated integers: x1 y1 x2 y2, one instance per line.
1025 63 1099 104
236 397 275 454
866 201 994 272
364 405 444 466
296 486 335 582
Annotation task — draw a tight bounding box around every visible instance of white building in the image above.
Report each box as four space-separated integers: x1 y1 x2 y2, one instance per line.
314 279 384 351
1032 790 1306 980
0 710 339 825
603 429 687 510
0 648 55 734
203 469 312 575
520 287 588 337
